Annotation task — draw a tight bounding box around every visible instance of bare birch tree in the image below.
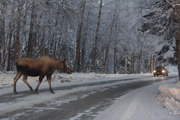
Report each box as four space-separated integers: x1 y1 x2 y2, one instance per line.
92 0 103 72
75 0 86 72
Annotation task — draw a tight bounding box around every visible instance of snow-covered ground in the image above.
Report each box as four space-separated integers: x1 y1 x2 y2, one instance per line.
0 66 179 119
157 66 180 116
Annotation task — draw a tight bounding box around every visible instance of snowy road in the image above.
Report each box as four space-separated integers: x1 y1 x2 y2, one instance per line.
0 75 179 120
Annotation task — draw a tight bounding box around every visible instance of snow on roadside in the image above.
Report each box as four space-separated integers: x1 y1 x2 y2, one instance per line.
157 82 180 115
0 71 152 88
157 66 180 116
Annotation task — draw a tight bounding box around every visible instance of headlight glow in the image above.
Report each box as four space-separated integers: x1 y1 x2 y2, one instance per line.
153 70 156 73
162 70 165 73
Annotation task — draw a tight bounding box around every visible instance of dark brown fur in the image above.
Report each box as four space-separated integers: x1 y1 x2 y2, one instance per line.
14 56 72 94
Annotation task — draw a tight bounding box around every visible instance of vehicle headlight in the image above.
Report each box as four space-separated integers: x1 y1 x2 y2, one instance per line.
153 70 156 73
162 70 165 73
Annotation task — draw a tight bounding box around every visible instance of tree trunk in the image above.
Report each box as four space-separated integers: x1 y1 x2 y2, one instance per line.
138 49 142 73
104 1 118 73
18 1 28 60
104 44 110 73
81 11 89 72
114 40 117 74
7 31 13 71
131 51 135 74
6 2 16 71
150 54 155 73
0 1 6 70
92 0 103 72
14 0 22 62
1 41 7 71
138 34 145 73
27 1 36 57
124 54 127 74
7 12 15 71
75 0 86 72
176 32 180 81
50 35 55 57
175 4 180 81
57 0 66 58
174 4 180 81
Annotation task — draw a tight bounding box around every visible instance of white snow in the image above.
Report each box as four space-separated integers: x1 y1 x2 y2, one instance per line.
0 66 179 119
158 83 180 116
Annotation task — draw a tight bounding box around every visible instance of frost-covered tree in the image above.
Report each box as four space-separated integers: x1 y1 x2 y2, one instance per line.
141 0 176 66
142 0 180 81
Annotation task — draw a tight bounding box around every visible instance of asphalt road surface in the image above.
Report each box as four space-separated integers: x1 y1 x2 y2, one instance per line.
0 76 176 120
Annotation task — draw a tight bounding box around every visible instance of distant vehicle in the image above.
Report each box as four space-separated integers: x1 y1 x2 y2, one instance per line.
153 66 168 77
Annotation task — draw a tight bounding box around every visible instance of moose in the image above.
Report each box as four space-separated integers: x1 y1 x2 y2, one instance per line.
14 56 72 94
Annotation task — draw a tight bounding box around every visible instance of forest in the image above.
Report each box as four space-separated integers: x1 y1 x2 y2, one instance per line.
0 0 177 74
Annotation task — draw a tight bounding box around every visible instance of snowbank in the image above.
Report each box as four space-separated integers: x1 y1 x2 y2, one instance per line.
157 65 180 116
158 82 180 115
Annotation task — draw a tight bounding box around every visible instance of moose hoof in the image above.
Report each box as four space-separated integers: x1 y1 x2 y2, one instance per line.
34 90 39 94
50 91 55 94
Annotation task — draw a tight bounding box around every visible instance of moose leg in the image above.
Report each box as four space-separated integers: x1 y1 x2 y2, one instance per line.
14 72 23 94
22 75 33 92
47 75 54 93
35 75 44 94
